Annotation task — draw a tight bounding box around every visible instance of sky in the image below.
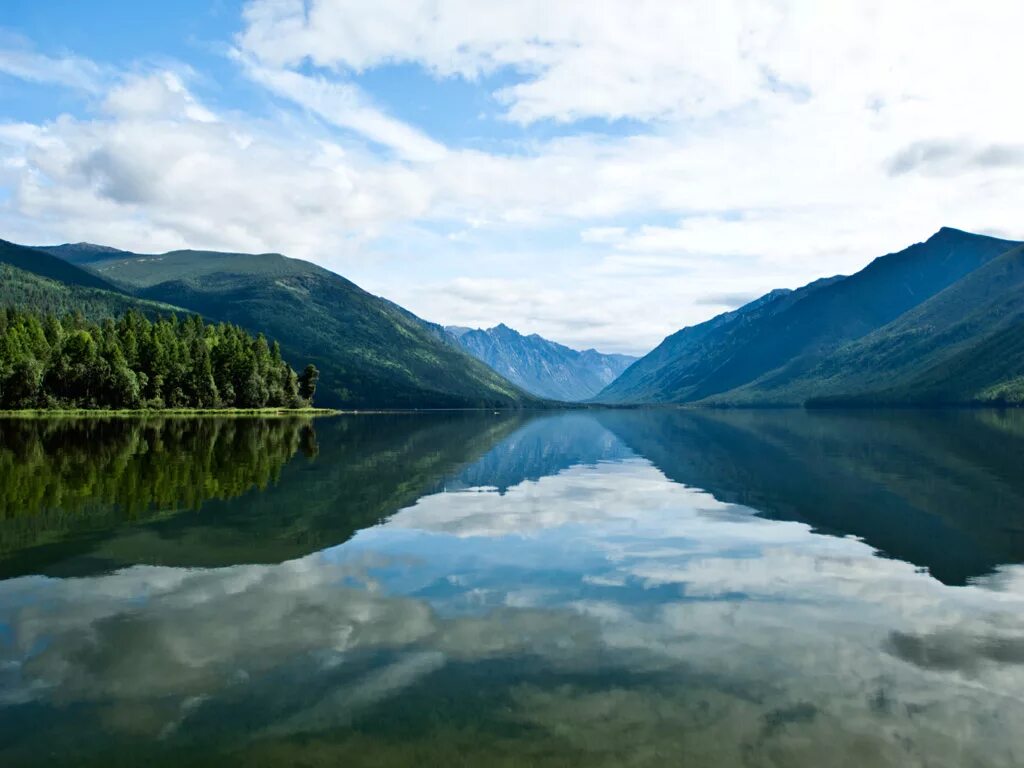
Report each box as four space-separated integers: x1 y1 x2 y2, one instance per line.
1 1 1023 355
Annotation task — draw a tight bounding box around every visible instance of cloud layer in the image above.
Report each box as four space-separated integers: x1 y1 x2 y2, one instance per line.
2 1 1024 352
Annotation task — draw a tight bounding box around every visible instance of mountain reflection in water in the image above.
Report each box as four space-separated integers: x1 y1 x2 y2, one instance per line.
0 409 1022 767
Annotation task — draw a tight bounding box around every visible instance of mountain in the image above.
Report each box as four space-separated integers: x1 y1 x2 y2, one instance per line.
1 240 182 320
446 323 636 401
596 228 1022 406
41 241 130 265
38 243 539 409
1 239 121 292
592 280 841 404
796 242 1024 406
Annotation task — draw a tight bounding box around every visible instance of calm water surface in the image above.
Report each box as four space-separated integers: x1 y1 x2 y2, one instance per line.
1 410 1023 766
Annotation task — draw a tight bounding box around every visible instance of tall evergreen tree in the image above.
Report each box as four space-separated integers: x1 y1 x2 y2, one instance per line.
0 307 316 410
298 364 320 402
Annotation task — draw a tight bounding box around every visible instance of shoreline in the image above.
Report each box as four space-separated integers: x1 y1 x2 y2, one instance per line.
1 403 1019 418
0 407 342 419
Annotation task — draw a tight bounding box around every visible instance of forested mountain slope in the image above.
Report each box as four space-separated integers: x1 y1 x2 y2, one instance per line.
40 244 539 408
792 243 1024 406
1 239 182 321
1 239 118 292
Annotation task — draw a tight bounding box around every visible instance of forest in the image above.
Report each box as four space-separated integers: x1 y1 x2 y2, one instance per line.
0 307 319 410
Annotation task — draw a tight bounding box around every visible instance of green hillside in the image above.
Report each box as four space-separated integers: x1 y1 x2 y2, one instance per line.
25 228 1024 409
0 239 118 292
40 245 539 409
592 280 840 404
792 244 1024 406
597 228 1022 406
0 262 182 323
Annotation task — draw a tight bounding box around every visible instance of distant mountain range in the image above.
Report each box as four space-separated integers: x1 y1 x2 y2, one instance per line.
595 227 1024 406
446 323 636 401
2 239 540 409
4 225 1024 409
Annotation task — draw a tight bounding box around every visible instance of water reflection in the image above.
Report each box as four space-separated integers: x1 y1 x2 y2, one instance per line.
595 408 1024 584
1 410 1023 766
0 412 527 577
0 416 318 577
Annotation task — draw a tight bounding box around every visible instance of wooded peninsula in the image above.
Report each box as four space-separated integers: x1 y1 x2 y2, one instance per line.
0 308 319 411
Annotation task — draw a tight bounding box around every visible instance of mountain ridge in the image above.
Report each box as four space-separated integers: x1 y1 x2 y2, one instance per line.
596 227 1023 406
796 242 1024 406
1 240 191 322
447 323 636 401
13 226 1024 409
2 239 123 292
28 241 543 409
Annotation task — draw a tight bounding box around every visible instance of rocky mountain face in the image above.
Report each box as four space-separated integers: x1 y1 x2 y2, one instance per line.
447 323 636 402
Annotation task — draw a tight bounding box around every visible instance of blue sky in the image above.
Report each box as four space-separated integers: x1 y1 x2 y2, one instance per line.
2 1 1023 353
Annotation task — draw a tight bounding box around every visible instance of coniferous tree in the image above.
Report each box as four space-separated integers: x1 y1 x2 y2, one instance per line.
298 364 320 403
0 308 316 410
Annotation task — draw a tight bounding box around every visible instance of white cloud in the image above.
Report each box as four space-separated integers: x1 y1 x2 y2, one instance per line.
236 0 771 124
103 72 218 123
0 71 435 256
236 0 1024 129
238 59 447 162
379 270 766 355
0 41 106 93
580 227 626 244
2 2 1024 351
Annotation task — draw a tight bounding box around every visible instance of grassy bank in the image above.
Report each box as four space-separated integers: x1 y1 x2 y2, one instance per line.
0 408 341 419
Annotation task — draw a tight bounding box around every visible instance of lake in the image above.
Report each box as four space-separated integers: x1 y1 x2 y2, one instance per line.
1 409 1023 766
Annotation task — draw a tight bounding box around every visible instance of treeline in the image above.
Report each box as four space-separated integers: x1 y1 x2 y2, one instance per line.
0 307 319 410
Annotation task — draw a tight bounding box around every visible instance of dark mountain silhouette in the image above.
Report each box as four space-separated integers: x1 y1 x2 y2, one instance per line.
596 228 1023 406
